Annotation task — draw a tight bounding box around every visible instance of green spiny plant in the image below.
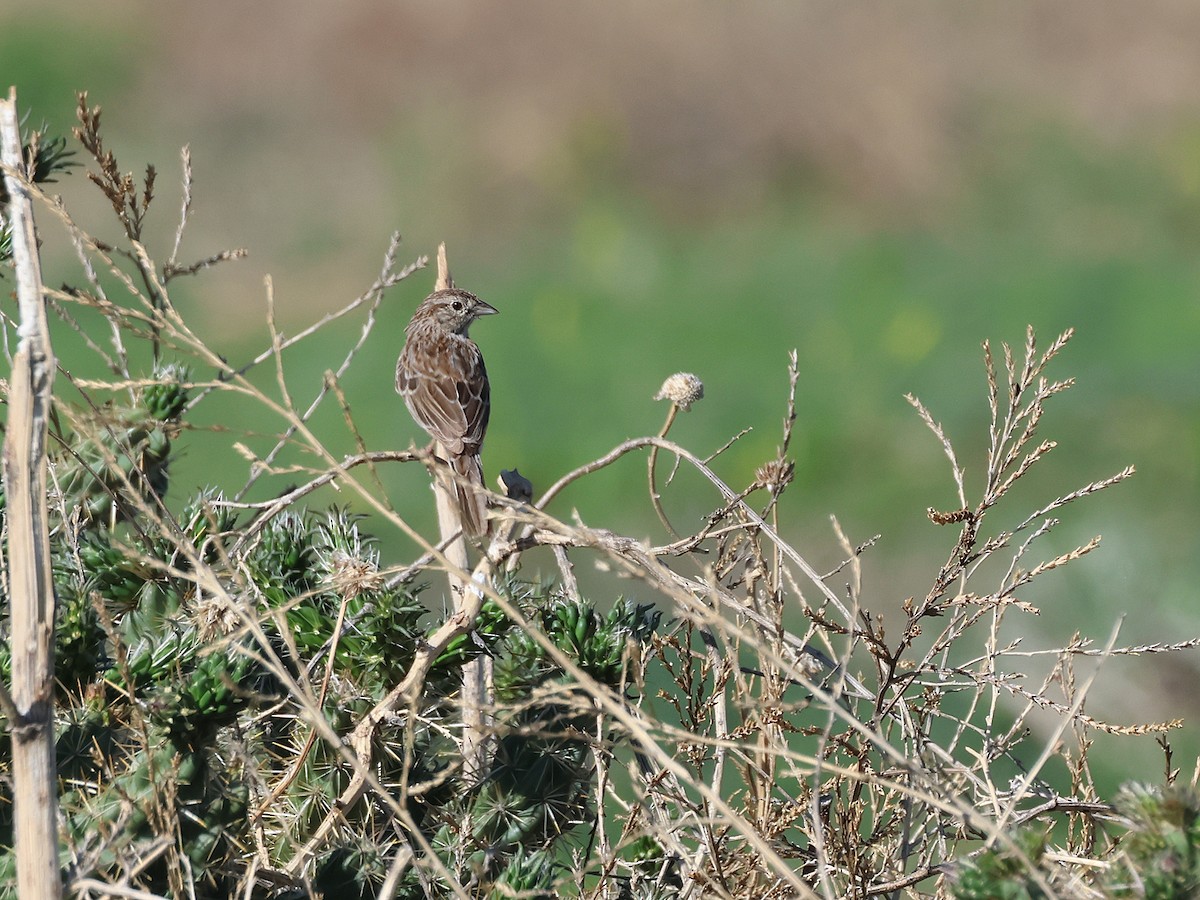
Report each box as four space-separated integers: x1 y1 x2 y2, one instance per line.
951 829 1052 900
52 364 190 526
0 117 77 265
1107 783 1200 898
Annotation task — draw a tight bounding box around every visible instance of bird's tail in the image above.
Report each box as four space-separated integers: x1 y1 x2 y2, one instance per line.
447 452 488 538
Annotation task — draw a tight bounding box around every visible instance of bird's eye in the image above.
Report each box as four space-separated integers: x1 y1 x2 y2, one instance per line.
451 300 464 311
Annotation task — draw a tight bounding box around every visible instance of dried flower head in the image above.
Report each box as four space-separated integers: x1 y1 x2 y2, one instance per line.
193 592 241 641
327 548 384 601
654 372 704 411
755 458 795 495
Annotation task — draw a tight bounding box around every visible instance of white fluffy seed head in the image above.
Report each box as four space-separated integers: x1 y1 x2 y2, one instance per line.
654 372 704 411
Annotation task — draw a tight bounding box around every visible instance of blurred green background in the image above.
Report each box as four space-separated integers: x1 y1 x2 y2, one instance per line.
4 2 1199 788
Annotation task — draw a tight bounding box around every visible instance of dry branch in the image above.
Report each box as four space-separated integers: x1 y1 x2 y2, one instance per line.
1 87 64 900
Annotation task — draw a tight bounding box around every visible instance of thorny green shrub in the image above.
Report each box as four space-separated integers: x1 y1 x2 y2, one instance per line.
1 95 1198 899
952 784 1200 899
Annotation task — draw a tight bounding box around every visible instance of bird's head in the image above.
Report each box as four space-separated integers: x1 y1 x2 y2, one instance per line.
415 288 498 336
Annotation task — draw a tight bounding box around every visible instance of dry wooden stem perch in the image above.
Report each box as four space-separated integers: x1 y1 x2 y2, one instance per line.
431 242 492 780
1 86 65 900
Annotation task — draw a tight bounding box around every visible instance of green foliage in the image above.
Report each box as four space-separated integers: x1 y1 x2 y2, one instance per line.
147 643 258 745
50 580 106 693
495 595 661 700
52 364 190 525
431 594 510 670
313 836 389 900
949 785 1200 899
952 830 1051 900
491 847 560 897
0 119 78 265
248 510 316 604
139 363 190 422
1108 784 1200 899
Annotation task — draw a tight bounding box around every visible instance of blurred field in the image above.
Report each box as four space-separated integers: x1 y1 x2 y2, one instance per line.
4 1 1200 788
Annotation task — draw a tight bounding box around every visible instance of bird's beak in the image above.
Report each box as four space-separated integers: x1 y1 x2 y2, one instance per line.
477 300 499 316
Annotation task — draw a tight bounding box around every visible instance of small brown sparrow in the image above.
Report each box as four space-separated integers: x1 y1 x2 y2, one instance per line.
395 288 497 536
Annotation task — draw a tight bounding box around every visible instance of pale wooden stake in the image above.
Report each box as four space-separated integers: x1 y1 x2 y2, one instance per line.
1 87 64 900
432 243 493 780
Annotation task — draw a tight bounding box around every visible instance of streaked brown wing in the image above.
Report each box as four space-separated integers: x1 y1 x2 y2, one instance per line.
402 375 467 454
458 350 490 453
397 333 489 456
